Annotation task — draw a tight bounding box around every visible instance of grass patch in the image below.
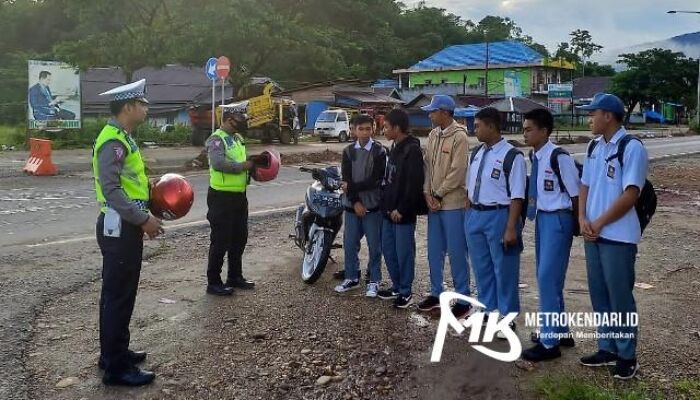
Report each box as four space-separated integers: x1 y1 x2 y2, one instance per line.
0 125 27 148
674 379 700 399
533 375 661 400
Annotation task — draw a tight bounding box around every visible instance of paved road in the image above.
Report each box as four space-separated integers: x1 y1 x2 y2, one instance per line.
2 136 700 250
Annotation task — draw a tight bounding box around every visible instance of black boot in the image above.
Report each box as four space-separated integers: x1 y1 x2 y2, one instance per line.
207 284 234 296
103 366 155 386
226 277 255 290
98 350 147 370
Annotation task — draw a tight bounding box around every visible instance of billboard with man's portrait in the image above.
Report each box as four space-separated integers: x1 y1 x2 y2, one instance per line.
28 60 81 130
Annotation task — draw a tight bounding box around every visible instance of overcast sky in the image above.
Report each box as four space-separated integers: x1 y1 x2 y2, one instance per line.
419 0 700 55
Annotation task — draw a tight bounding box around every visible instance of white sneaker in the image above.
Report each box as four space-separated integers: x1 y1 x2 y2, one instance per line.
496 321 516 340
365 282 379 298
335 279 360 293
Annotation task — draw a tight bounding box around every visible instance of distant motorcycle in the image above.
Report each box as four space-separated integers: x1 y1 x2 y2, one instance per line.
291 166 343 283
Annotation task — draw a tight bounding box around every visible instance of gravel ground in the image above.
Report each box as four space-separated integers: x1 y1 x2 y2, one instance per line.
1 156 699 399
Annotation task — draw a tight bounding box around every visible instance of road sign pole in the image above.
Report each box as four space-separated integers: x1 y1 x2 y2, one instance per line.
222 79 225 107
212 79 215 134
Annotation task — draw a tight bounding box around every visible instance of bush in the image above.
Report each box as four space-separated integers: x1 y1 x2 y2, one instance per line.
0 125 26 148
5 119 193 149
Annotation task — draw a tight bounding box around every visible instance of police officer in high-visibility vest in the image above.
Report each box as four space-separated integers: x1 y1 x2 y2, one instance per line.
205 101 256 296
92 79 163 386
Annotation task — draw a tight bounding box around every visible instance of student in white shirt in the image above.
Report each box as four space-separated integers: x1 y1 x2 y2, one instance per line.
465 107 526 335
577 93 649 380
520 109 579 362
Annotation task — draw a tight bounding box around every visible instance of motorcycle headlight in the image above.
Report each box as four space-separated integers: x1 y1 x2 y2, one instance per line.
325 177 341 191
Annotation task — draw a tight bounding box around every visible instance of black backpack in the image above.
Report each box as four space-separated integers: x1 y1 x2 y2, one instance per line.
470 144 528 224
537 147 583 235
587 135 656 233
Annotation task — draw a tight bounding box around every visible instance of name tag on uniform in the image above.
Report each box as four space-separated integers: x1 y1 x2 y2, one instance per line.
490 168 501 179
544 179 554 191
607 164 616 178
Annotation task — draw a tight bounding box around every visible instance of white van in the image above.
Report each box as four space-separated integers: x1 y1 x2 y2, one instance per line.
314 110 350 142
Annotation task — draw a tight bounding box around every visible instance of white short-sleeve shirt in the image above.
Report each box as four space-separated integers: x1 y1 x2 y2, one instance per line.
581 128 649 244
467 138 526 205
532 140 581 211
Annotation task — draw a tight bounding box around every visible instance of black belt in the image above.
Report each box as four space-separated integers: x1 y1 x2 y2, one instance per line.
538 209 573 214
471 204 509 211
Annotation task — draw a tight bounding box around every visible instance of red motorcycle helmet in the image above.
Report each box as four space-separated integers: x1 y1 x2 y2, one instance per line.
251 149 281 182
149 173 194 220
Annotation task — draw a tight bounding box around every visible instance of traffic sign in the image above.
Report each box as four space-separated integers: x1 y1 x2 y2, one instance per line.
205 57 218 81
216 56 231 79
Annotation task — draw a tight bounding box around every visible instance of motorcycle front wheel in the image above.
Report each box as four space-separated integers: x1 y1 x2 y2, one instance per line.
301 228 333 284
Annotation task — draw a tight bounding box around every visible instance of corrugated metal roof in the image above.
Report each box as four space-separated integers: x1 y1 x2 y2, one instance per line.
334 91 404 104
573 77 611 100
82 65 234 115
486 97 551 114
399 41 544 72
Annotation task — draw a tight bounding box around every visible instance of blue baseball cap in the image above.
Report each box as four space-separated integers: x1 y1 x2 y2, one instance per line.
421 95 456 112
576 92 625 116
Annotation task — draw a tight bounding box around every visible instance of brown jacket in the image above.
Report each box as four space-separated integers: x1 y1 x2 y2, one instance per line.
423 121 469 211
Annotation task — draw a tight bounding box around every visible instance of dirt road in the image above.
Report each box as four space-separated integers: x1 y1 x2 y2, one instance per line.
1 156 699 400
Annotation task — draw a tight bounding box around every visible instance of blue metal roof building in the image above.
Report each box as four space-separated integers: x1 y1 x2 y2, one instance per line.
405 41 544 71
393 41 575 97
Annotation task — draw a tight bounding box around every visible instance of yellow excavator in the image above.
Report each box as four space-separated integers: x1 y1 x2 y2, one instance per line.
189 83 299 145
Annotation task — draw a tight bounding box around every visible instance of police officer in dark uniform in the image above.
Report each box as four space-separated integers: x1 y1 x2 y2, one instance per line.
205 101 256 296
92 79 162 386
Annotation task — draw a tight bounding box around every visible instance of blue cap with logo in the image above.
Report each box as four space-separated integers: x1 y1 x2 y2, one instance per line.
99 79 149 103
421 94 456 112
576 92 625 116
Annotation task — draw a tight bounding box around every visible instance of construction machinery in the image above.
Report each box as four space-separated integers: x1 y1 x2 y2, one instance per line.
189 83 299 146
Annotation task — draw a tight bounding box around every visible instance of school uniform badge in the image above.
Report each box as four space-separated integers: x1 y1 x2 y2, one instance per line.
607 164 616 178
544 179 554 191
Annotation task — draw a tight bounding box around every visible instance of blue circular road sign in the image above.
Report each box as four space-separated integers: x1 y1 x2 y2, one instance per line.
205 57 218 81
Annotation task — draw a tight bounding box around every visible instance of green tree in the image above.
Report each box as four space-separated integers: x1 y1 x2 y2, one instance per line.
610 48 697 123
582 62 616 77
554 42 580 64
53 0 189 81
569 29 603 77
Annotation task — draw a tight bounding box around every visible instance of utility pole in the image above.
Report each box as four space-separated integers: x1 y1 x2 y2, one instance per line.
485 40 490 98
667 10 700 126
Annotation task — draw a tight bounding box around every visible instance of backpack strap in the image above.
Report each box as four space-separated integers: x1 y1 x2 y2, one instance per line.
550 147 570 194
469 143 483 165
586 139 598 158
606 134 641 168
503 147 523 197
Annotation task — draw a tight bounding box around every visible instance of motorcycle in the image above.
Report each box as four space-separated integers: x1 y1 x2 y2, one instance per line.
292 166 344 283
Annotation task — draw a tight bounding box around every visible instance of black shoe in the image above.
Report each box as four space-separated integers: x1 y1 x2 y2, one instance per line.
613 358 639 380
225 278 255 290
102 366 155 386
393 295 413 309
206 284 234 296
530 332 576 348
451 303 472 319
417 295 440 312
580 350 618 367
522 343 561 362
98 350 147 370
560 336 575 348
378 289 399 300
333 270 346 280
